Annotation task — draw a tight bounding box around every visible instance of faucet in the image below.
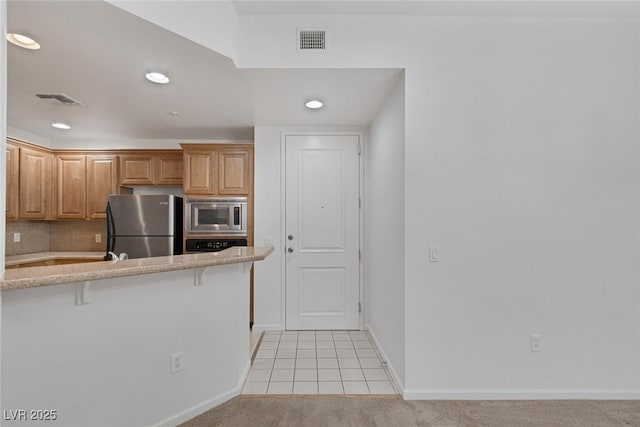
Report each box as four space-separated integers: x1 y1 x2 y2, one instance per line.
107 252 128 262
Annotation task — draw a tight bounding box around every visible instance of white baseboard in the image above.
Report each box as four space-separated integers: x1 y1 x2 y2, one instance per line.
364 324 405 397
252 323 283 331
239 359 251 389
363 325 640 401
152 388 239 427
153 360 252 427
403 389 640 400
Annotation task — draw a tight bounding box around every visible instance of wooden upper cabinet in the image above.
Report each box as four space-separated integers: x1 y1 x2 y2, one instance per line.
5 142 20 220
181 144 253 196
19 146 53 220
87 155 118 219
119 151 182 186
218 148 252 195
156 153 183 185
119 154 156 185
54 154 87 219
183 149 217 194
7 144 184 221
46 153 117 220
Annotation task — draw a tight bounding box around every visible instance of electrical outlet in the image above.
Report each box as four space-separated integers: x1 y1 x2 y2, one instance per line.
530 334 542 352
264 237 274 247
13 232 21 243
95 234 102 243
170 352 184 374
429 245 439 262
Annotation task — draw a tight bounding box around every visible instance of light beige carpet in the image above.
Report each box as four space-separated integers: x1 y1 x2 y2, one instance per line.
180 396 640 427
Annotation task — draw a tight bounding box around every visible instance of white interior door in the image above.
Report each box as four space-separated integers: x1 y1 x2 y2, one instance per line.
285 134 361 330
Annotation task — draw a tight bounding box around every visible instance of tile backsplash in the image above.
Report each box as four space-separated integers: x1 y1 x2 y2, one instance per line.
50 220 106 252
5 221 50 255
6 220 106 256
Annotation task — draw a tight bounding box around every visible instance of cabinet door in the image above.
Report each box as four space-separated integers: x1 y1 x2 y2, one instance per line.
5 142 20 220
156 153 183 185
87 155 118 219
120 154 155 185
183 149 217 194
54 154 87 219
218 148 252 195
19 146 53 219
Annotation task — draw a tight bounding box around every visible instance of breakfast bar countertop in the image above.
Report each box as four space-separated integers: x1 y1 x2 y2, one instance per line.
2 247 274 291
5 251 106 267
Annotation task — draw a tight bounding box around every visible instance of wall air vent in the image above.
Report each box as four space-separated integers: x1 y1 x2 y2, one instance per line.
297 28 326 52
36 93 84 106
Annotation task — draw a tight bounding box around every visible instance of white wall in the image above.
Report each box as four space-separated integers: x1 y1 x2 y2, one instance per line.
2 264 251 427
107 0 238 62
365 74 405 388
132 185 184 197
0 0 6 276
1 0 7 416
253 126 365 330
253 127 285 330
4 4 639 403
241 16 640 397
401 18 639 398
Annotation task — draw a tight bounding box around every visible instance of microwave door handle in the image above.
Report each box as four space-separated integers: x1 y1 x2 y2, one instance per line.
234 206 241 226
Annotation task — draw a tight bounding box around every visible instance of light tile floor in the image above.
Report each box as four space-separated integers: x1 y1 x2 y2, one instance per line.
242 330 397 395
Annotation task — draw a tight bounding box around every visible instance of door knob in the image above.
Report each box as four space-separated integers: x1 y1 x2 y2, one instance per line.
288 235 294 241
287 247 294 253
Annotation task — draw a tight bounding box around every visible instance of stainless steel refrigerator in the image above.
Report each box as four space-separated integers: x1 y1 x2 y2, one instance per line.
105 195 183 260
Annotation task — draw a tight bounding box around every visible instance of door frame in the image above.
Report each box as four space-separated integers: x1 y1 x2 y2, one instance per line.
280 130 365 331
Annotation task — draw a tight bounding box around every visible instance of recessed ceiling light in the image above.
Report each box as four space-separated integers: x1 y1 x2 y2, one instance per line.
7 33 41 50
305 100 323 109
52 122 70 130
145 72 170 84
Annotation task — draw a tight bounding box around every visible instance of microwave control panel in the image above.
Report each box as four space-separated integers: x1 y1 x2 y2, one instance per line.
185 238 248 252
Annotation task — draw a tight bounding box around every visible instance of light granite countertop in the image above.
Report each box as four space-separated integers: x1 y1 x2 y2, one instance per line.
5 251 105 267
2 247 274 291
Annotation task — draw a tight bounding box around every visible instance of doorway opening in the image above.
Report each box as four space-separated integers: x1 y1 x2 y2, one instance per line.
282 134 364 331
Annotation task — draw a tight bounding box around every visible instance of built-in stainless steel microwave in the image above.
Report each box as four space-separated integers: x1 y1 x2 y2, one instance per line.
185 197 248 236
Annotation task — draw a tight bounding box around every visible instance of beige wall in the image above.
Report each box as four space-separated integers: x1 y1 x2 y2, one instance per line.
5 220 105 255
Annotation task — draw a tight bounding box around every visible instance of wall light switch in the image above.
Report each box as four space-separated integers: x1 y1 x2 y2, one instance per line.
530 334 542 352
13 232 21 243
429 245 439 262
95 234 102 243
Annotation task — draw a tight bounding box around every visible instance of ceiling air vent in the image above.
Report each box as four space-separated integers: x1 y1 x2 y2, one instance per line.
36 93 84 106
297 28 326 52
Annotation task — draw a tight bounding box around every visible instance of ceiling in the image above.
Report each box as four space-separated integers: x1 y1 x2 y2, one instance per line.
232 0 640 17
7 1 401 142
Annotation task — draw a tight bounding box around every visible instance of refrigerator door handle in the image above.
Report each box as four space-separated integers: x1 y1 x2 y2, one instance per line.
104 201 116 261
